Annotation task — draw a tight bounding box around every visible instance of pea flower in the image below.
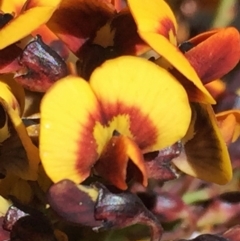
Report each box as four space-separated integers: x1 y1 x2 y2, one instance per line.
127 0 239 185
40 56 191 190
42 0 149 80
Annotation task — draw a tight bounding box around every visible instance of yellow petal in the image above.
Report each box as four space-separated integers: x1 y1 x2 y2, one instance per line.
128 0 215 104
90 56 191 153
0 0 26 15
40 75 103 184
0 195 12 216
128 0 177 45
0 74 25 115
0 95 40 180
0 79 21 143
172 103 232 185
0 0 61 49
0 79 21 115
47 0 115 54
139 33 215 104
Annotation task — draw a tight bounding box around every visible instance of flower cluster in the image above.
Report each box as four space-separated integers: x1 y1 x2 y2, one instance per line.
0 0 239 240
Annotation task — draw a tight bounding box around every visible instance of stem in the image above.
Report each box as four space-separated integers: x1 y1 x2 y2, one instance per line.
212 0 237 28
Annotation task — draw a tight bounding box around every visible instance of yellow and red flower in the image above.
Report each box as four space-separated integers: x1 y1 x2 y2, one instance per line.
128 0 239 184
40 56 191 190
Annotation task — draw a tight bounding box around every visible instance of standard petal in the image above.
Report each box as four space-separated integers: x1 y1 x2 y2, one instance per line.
95 135 147 190
172 103 232 185
0 0 61 49
127 0 177 45
47 0 115 54
90 56 191 153
185 27 240 84
40 75 103 184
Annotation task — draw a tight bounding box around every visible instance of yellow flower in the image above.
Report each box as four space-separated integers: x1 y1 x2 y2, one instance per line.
0 0 62 49
40 56 191 190
128 0 235 184
0 74 40 203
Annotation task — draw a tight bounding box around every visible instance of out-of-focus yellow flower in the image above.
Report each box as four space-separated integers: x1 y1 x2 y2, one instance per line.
0 74 40 180
0 74 40 203
0 0 62 49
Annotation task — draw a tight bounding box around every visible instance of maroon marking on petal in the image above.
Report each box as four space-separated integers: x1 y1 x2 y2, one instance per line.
99 102 158 151
111 10 147 55
75 111 102 180
156 17 176 40
47 0 115 54
77 43 119 80
169 68 207 103
95 135 145 190
0 45 22 73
